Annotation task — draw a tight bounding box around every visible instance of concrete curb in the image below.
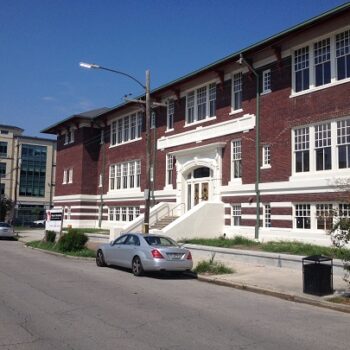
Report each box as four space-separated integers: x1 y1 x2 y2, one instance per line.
197 275 350 314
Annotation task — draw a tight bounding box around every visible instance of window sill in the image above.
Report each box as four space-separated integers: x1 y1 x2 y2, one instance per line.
290 77 350 98
165 128 174 134
229 109 243 116
184 116 216 128
228 179 242 186
261 90 271 96
261 165 271 169
109 137 142 148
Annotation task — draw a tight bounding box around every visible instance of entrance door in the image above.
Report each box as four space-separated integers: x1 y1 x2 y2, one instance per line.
186 167 211 210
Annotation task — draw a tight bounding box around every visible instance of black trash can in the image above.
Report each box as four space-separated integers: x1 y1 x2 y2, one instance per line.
302 255 333 296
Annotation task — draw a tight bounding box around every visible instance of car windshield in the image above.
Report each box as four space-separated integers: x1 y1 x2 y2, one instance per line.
144 236 177 247
0 223 11 228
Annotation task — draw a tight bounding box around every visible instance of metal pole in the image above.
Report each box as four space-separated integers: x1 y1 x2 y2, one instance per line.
254 74 260 240
98 130 106 228
144 70 151 233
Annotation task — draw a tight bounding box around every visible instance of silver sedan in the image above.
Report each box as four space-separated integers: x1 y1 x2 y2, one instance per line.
0 222 15 238
96 233 193 276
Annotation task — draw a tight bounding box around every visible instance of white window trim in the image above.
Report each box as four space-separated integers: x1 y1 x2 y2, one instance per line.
185 82 217 125
230 71 243 113
64 129 75 145
290 26 350 97
108 206 140 222
109 111 142 148
62 169 68 184
261 69 272 95
109 160 141 191
261 145 271 169
166 99 175 131
229 139 243 185
231 204 242 226
293 202 339 231
165 154 174 188
291 116 350 179
68 168 73 184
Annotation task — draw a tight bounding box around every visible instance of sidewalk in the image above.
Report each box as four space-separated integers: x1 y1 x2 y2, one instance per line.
187 246 350 313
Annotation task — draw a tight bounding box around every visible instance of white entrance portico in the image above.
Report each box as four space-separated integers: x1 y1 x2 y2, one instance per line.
170 142 226 212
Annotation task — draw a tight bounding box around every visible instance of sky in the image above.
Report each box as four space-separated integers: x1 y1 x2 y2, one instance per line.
0 0 348 138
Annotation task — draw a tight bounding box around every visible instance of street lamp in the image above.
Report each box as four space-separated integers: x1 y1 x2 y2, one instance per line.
80 62 152 233
237 54 260 240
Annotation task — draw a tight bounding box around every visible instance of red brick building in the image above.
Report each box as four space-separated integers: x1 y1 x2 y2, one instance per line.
43 4 350 245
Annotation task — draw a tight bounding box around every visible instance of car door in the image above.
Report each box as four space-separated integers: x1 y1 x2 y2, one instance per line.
118 234 141 268
106 234 128 265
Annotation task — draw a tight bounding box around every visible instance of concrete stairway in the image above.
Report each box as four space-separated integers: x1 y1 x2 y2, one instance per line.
150 215 179 230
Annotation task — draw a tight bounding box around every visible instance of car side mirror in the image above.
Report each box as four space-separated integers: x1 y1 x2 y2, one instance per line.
110 241 114 246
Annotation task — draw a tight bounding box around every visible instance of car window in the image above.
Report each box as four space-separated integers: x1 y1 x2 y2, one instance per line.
114 235 128 245
0 223 11 228
125 235 140 246
144 236 177 247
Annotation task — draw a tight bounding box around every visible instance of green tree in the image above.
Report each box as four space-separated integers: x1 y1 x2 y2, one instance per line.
0 195 13 222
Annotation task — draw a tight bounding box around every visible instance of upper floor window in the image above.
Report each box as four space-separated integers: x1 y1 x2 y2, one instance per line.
294 127 310 173
0 130 9 135
262 145 271 168
0 141 7 157
166 154 174 186
231 140 242 179
293 29 350 94
232 72 243 111
262 69 271 94
293 117 350 174
167 99 175 130
0 163 6 178
109 160 141 190
63 168 73 184
186 83 217 124
336 29 350 80
111 112 142 146
64 129 74 145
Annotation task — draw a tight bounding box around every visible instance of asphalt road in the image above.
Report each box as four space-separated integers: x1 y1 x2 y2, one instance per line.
0 240 349 350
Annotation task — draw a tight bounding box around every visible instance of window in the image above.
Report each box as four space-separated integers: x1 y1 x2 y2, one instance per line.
232 72 242 111
64 129 74 144
63 169 68 184
68 169 73 183
0 130 9 135
151 111 156 129
295 204 311 229
315 123 331 171
231 204 241 226
109 160 141 190
336 29 350 80
19 145 47 197
111 112 142 146
262 69 271 93
98 173 102 187
294 46 310 92
339 203 350 217
293 118 350 174
316 204 333 230
186 83 216 124
294 127 310 173
231 140 242 179
314 38 331 87
166 154 174 186
337 119 350 168
262 145 271 167
167 99 174 130
264 204 271 227
0 142 7 157
293 29 350 93
0 163 6 178
0 183 4 195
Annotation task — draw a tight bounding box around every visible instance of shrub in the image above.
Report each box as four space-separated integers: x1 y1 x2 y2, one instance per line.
44 230 56 243
194 260 234 275
57 229 88 252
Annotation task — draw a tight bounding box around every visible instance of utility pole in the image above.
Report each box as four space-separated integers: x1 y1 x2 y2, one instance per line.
98 129 106 228
144 70 151 234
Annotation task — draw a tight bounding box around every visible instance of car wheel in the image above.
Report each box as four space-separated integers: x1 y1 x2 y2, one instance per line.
132 256 144 276
96 250 107 267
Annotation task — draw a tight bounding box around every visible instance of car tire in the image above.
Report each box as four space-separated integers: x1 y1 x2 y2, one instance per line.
96 250 107 267
132 256 144 276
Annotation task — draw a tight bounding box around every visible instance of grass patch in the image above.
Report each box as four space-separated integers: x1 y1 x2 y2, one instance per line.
62 228 109 235
326 296 350 305
194 259 234 275
26 240 96 258
182 236 350 260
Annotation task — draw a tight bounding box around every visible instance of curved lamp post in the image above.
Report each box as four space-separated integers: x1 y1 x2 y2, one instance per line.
80 62 152 233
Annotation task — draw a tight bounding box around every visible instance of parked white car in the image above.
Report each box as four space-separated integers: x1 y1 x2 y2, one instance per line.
0 222 15 238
